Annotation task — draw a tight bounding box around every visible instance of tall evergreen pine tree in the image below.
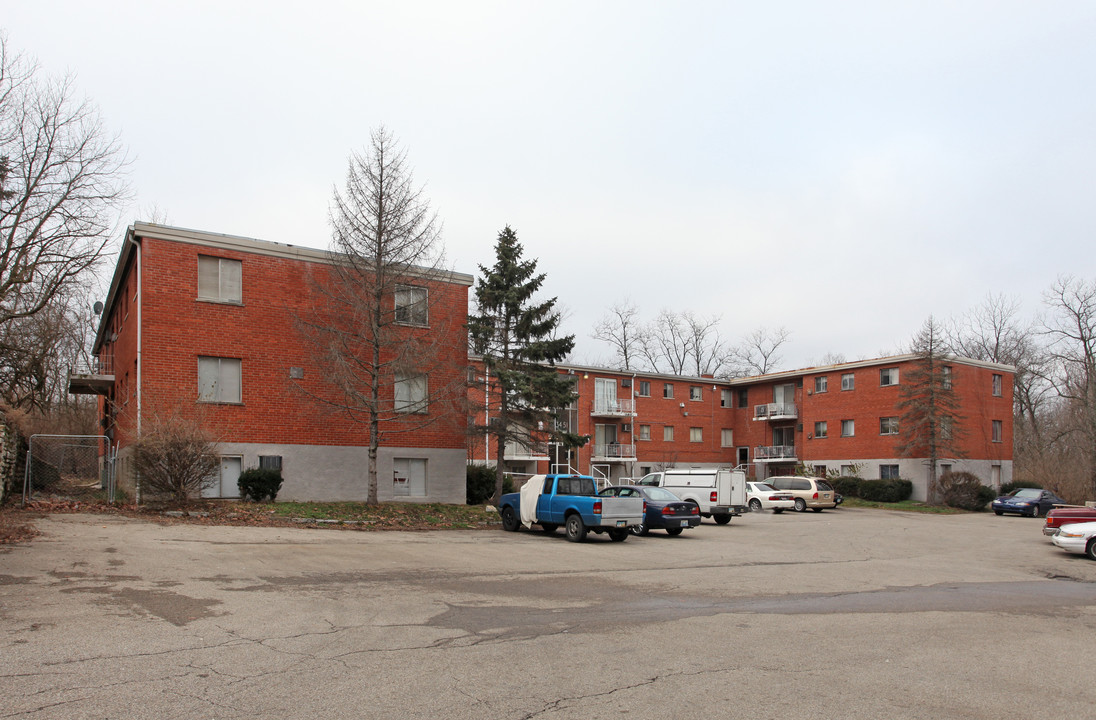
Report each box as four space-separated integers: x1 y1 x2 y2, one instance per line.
896 317 966 503
469 226 577 504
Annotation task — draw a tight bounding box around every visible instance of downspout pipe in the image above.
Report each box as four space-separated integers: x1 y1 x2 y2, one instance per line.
127 233 142 504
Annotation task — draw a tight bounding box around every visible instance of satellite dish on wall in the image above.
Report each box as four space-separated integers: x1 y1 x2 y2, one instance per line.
93 301 104 315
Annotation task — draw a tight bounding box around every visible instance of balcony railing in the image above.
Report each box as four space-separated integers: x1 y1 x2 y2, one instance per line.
753 402 797 420
504 441 549 459
755 445 796 461
591 399 636 417
591 443 636 461
67 355 115 395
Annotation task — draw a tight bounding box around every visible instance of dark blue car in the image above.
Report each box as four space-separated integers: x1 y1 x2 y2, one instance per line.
991 488 1066 518
600 485 700 536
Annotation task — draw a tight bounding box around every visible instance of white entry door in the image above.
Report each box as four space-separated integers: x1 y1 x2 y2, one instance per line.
219 456 242 498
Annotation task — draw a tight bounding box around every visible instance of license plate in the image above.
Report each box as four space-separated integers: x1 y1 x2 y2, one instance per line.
616 520 627 527
680 520 690 527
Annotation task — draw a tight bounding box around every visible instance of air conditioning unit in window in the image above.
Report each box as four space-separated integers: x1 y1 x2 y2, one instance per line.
621 423 632 433
621 378 632 388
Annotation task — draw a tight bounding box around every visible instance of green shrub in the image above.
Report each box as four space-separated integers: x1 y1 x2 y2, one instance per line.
465 465 514 504
939 471 993 511
237 468 283 502
859 479 913 503
829 476 862 498
999 480 1041 495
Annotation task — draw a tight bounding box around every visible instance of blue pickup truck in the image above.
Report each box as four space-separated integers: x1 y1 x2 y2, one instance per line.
499 474 646 542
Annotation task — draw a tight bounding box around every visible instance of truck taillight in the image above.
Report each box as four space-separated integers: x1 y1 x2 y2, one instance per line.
593 501 602 515
710 491 717 503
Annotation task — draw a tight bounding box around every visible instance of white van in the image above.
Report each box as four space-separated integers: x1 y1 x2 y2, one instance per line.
636 468 747 524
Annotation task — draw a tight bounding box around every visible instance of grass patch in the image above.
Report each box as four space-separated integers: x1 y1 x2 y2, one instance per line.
842 497 967 514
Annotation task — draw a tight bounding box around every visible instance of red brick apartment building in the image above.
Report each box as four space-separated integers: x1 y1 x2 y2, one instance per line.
70 223 473 502
469 356 1014 502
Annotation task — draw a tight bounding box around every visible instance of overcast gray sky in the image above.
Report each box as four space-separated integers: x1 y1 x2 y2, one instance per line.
5 1 1095 370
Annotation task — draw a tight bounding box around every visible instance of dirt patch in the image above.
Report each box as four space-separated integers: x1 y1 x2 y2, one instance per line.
0 506 41 545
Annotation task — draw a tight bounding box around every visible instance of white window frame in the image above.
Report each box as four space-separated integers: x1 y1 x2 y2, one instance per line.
638 381 651 397
720 388 732 407
880 368 899 387
198 356 242 404
638 424 651 441
197 255 242 304
689 385 702 401
663 425 674 442
880 464 900 480
992 374 1003 397
663 383 674 399
992 419 1003 443
395 372 428 414
721 428 733 447
841 419 855 437
394 285 429 326
879 416 899 435
942 366 953 390
841 373 855 391
689 427 703 443
815 376 828 393
814 421 827 439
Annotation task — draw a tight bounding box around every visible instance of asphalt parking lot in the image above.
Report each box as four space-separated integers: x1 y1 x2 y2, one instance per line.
2 507 1095 719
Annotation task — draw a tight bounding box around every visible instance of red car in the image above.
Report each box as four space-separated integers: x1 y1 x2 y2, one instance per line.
1043 506 1096 536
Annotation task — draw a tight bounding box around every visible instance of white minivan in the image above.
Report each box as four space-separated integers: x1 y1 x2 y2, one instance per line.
636 468 747 524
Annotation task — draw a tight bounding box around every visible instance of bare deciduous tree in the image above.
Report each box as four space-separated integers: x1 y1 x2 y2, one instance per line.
1042 276 1096 500
301 127 464 504
1 35 129 330
725 326 791 377
591 300 641 370
638 310 692 375
682 311 727 377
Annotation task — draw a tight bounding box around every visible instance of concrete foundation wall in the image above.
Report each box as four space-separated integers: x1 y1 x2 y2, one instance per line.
802 458 1013 502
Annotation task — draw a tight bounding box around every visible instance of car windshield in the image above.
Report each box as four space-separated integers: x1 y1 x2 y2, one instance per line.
641 487 680 502
1010 488 1041 499
752 483 776 492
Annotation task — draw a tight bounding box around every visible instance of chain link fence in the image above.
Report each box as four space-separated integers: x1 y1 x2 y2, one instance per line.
22 435 115 504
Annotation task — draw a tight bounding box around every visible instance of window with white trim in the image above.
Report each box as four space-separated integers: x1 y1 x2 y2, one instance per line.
942 365 953 390
663 383 674 399
198 357 242 403
841 419 855 437
814 421 827 438
992 420 1003 443
394 285 428 326
880 368 899 386
690 427 703 443
879 416 899 435
880 464 900 480
638 381 651 397
663 425 674 441
841 373 855 391
721 428 733 447
394 372 428 413
992 374 1003 396
721 389 732 407
639 424 651 441
689 385 702 401
814 376 828 393
197 255 242 303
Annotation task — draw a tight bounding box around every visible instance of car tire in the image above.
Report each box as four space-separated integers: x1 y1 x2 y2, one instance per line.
773 508 784 514
794 498 807 512
608 529 629 542
812 508 823 513
713 514 732 525
1086 539 1096 561
630 522 648 536
994 509 1003 516
666 528 684 536
749 499 763 512
565 514 587 543
501 506 520 532
1031 506 1043 518
540 523 558 534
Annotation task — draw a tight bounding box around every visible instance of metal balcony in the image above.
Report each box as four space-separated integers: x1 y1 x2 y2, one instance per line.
504 441 550 460
591 443 637 461
67 356 115 396
591 399 636 417
754 445 797 462
753 402 797 421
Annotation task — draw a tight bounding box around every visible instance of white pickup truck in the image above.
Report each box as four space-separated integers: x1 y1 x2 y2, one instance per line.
636 468 747 524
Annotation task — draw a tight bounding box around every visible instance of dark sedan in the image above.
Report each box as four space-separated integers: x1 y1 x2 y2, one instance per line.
991 488 1066 518
600 485 700 536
